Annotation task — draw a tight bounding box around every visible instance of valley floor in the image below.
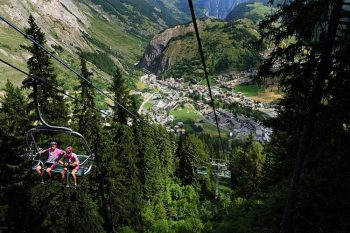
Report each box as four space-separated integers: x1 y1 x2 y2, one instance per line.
137 72 277 142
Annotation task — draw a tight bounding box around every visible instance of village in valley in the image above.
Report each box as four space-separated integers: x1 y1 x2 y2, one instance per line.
135 71 278 143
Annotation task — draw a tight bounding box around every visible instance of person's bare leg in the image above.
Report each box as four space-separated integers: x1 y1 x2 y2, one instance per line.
61 168 67 184
71 170 77 186
36 165 42 176
46 167 52 179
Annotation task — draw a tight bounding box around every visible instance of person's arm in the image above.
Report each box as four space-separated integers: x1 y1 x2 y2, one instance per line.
38 148 49 154
70 155 80 166
58 152 66 165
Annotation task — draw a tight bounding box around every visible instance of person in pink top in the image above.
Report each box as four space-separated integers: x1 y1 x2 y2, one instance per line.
35 141 63 179
58 146 80 187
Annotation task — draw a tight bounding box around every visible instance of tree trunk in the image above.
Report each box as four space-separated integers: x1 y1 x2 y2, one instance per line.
279 1 344 232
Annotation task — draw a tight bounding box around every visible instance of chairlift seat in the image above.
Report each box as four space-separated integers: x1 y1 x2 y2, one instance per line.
32 155 91 176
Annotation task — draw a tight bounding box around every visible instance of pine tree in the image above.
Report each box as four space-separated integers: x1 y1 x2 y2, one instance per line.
258 0 350 231
89 126 115 232
74 54 99 144
230 135 265 198
109 68 130 125
176 134 209 186
0 81 32 232
110 124 142 231
155 126 176 180
71 55 114 231
27 182 105 233
139 124 162 201
21 15 67 125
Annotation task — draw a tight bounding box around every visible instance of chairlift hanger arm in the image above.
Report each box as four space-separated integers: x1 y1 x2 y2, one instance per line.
22 76 74 132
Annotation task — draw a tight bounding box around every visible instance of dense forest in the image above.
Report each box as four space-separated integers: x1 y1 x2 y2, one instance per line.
1 0 350 232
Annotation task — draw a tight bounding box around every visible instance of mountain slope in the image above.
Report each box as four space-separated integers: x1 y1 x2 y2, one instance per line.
0 0 177 89
226 0 272 22
156 0 249 20
136 0 276 79
137 19 261 79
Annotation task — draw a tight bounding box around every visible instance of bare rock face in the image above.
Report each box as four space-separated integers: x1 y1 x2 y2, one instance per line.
197 0 247 19
137 24 195 74
0 0 90 52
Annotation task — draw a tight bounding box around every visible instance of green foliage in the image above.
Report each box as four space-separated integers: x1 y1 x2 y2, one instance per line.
176 134 210 186
226 0 272 23
89 0 180 28
255 0 350 231
84 51 117 76
234 82 265 97
74 55 101 144
164 20 261 79
27 182 104 233
21 15 68 126
111 124 142 230
0 81 32 232
230 135 265 198
214 184 287 233
109 68 130 125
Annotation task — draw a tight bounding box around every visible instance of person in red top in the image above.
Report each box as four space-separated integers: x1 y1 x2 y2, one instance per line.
58 146 80 187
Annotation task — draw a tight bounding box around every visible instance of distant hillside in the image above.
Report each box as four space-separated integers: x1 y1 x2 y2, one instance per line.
226 0 273 23
90 0 182 28
156 0 249 20
0 0 178 89
137 19 261 80
0 0 270 90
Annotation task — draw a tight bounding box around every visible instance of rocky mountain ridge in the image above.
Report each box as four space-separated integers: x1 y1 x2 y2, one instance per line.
136 23 196 74
137 19 261 78
137 0 274 78
156 0 249 20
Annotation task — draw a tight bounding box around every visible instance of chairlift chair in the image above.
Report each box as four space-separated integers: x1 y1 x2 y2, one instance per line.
21 76 94 184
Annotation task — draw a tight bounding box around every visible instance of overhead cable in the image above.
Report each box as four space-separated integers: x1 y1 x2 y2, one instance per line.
0 15 209 164
0 58 110 118
0 58 210 166
186 0 225 155
0 15 150 128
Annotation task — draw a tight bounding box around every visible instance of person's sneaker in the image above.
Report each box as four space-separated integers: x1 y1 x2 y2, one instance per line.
73 184 77 190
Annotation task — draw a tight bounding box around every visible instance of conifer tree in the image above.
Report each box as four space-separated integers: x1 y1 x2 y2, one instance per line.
27 183 105 233
176 134 209 186
72 55 114 231
230 135 265 198
0 81 32 232
258 0 350 231
74 54 99 144
22 15 67 125
94 69 142 231
109 124 142 231
141 125 162 200
155 126 176 179
109 68 129 125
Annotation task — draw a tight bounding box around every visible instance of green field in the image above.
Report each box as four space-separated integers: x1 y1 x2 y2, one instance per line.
144 102 153 110
169 104 232 137
199 75 216 86
136 80 147 90
202 122 229 138
169 104 202 122
233 83 264 97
